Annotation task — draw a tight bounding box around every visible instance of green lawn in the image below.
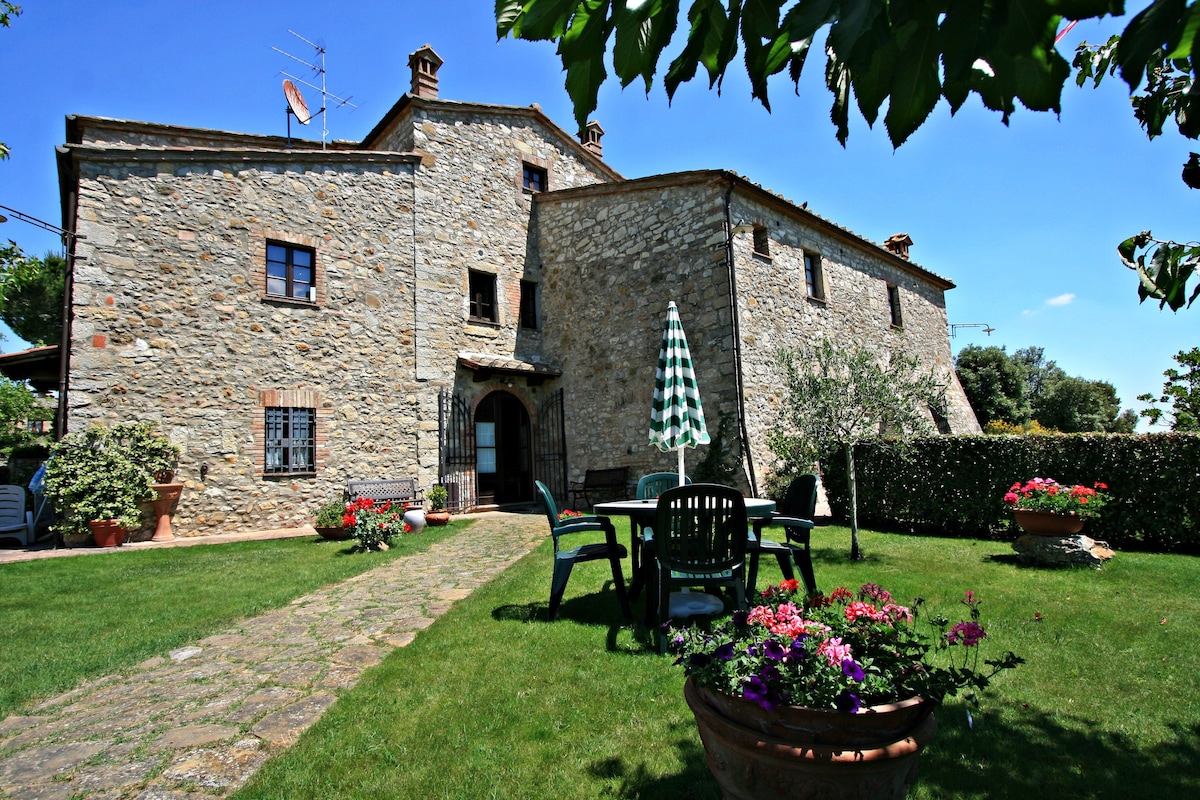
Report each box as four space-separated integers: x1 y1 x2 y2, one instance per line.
232 524 1200 800
4 521 1198 799
0 524 462 718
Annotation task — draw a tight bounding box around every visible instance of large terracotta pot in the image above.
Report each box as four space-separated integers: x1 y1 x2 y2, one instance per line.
425 509 451 526
316 525 352 541
1012 509 1085 536
88 519 128 548
684 678 937 800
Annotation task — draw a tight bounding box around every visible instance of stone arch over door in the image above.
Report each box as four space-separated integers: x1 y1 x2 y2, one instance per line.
473 389 534 507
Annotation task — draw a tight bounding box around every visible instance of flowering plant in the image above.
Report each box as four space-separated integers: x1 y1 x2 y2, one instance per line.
558 509 584 521
342 497 412 551
1003 478 1110 518
670 581 1022 712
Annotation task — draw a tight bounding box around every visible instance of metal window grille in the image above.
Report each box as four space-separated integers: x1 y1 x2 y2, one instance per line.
264 406 315 474
266 242 315 301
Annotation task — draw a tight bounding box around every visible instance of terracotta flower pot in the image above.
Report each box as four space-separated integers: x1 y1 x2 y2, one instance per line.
425 509 451 526
316 525 352 541
88 519 128 548
1012 509 1085 536
684 678 937 800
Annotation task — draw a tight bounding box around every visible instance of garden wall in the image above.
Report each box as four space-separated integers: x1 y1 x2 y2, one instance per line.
820 433 1200 553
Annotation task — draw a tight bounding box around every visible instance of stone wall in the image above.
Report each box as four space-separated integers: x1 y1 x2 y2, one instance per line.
535 173 980 492
67 149 423 533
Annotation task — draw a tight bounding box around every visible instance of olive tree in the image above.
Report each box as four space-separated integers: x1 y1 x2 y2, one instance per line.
769 338 945 561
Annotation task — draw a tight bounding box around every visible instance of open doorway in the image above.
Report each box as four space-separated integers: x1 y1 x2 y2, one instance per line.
474 390 532 506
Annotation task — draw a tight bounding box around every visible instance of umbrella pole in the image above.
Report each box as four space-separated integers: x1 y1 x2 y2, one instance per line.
678 447 686 486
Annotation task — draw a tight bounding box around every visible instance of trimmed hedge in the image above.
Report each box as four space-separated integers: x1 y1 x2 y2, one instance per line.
820 433 1200 554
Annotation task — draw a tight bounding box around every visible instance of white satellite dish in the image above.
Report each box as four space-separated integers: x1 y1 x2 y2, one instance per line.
283 79 311 125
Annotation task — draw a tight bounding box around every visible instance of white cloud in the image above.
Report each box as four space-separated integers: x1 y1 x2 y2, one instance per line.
1045 293 1076 307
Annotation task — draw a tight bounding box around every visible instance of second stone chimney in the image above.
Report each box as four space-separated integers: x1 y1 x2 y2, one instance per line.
409 44 444 99
884 232 913 260
579 120 605 157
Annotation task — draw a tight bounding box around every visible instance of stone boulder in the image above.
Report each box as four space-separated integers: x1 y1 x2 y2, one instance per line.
1012 534 1115 569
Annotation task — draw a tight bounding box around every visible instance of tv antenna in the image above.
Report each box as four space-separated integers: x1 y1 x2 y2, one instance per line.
272 30 357 149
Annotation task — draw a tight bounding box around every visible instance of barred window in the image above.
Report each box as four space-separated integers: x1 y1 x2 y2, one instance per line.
264 407 315 474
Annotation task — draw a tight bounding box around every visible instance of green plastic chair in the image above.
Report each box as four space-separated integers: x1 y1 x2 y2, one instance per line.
629 472 691 599
747 474 819 598
535 480 631 622
648 483 748 652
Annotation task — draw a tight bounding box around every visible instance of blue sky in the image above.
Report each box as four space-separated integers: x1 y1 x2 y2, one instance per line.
1 1 1194 428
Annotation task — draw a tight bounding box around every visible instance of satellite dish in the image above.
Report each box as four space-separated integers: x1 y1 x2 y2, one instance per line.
283 79 311 125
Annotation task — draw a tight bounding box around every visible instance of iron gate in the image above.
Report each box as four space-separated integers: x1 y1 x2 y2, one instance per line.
439 388 567 510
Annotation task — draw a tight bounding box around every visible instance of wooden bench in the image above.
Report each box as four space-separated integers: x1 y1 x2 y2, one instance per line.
345 478 423 508
568 467 630 509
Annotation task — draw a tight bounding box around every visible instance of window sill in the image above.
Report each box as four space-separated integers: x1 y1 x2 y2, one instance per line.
752 250 772 262
806 294 827 306
468 316 500 328
264 471 317 480
262 295 320 309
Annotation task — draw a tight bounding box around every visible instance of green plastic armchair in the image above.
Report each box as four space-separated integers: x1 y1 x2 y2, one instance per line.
535 480 631 622
649 483 748 651
629 472 691 599
747 474 819 597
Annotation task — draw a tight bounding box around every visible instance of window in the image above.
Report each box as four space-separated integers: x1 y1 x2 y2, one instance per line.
264 407 315 474
266 242 315 301
522 163 548 193
887 284 903 328
753 226 770 257
519 280 539 329
804 252 825 300
469 270 498 322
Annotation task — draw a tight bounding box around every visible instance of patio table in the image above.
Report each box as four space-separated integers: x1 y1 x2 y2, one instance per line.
594 496 776 624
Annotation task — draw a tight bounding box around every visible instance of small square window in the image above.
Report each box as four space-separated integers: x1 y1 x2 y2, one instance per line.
887 284 903 328
522 163 548 193
266 242 315 301
804 253 825 300
753 226 770 257
519 280 539 329
469 270 498 322
264 407 315 474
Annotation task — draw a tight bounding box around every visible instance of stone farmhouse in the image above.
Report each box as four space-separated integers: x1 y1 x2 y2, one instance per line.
42 45 979 535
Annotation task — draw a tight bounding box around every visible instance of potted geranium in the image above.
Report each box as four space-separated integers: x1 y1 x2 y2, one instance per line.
342 496 412 552
44 422 181 547
1003 477 1110 535
425 484 450 526
314 499 352 540
670 581 1022 800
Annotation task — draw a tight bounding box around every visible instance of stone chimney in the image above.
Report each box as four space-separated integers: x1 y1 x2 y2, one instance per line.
884 232 913 260
408 44 444 99
579 120 605 157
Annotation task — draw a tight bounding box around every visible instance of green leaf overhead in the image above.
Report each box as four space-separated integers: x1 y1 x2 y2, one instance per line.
613 0 680 91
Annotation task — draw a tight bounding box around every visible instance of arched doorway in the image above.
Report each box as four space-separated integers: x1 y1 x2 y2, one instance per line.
474 390 533 506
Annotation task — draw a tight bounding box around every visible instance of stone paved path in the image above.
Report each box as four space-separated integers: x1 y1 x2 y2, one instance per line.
0 513 545 800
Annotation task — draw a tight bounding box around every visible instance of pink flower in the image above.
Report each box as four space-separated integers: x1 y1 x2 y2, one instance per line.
845 601 885 623
817 637 852 666
948 621 987 646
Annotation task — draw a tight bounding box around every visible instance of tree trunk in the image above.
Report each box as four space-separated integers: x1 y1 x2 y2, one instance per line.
847 445 863 560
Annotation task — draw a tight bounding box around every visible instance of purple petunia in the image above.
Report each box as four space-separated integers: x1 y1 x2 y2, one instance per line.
841 658 865 682
834 690 862 713
714 642 736 661
763 638 787 661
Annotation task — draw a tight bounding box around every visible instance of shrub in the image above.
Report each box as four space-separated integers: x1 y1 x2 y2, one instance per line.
820 433 1200 553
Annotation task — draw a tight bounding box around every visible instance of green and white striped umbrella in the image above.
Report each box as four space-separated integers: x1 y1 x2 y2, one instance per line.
649 301 710 485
